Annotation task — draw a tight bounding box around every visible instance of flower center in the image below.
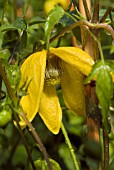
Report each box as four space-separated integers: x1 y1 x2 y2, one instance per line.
45 54 62 86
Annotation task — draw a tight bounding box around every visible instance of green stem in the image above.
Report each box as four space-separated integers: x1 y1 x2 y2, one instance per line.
61 122 80 170
72 0 85 19
82 0 91 20
65 11 77 22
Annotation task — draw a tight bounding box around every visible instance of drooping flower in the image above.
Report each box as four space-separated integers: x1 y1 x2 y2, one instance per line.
19 47 94 134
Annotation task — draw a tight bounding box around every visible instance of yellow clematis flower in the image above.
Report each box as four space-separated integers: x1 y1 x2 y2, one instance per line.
19 47 94 134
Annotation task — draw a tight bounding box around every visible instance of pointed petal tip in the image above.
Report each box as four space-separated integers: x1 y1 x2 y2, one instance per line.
50 126 61 135
39 110 61 134
39 84 62 135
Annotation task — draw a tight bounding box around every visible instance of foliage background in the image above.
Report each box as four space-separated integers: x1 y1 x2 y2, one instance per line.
0 0 114 170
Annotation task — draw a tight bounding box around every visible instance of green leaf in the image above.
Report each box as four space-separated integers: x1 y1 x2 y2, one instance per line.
58 143 75 170
1 24 19 32
96 64 113 131
12 144 27 166
110 45 114 54
5 64 21 89
105 60 114 72
106 159 114 170
84 60 114 84
17 30 27 53
45 6 64 50
13 17 27 30
84 60 103 84
1 18 27 32
28 159 61 170
86 158 99 170
0 49 10 60
29 16 46 25
85 60 113 131
84 139 102 160
2 29 19 49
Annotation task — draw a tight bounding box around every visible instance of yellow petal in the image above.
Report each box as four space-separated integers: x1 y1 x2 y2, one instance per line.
61 61 86 116
110 72 114 82
19 50 47 127
39 84 62 134
50 47 94 76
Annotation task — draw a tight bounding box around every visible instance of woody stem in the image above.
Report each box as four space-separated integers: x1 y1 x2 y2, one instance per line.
50 20 114 42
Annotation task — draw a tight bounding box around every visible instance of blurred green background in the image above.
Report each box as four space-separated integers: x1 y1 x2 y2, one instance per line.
0 0 114 170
